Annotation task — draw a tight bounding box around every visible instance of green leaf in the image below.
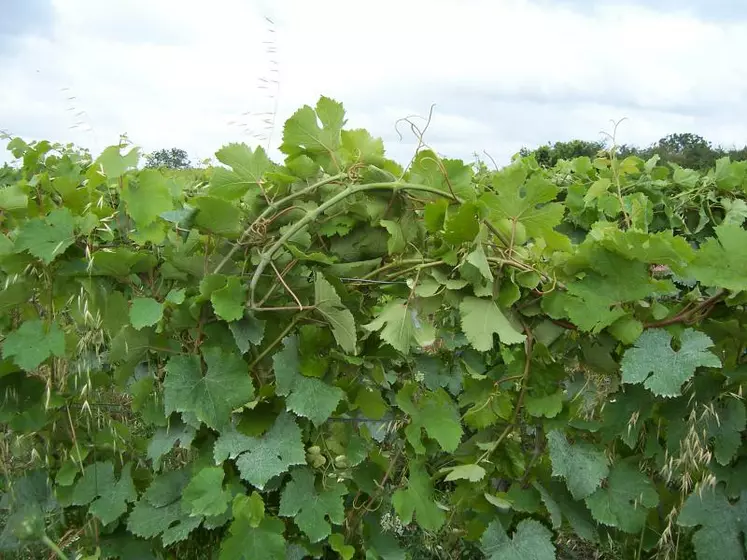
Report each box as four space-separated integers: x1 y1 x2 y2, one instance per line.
688 224 747 291
282 96 345 168
2 320 65 371
314 273 357 354
229 315 266 354
444 202 480 244
72 462 137 525
0 184 28 210
329 533 355 560
481 170 564 239
443 464 486 482
279 467 345 542
95 145 139 178
465 244 493 281
183 467 231 517
272 335 343 425
392 459 445 531
163 347 254 430
193 196 242 237
480 519 555 560
364 299 431 354
459 297 526 350
396 384 463 453
706 398 747 466
233 492 265 527
583 178 611 206
525 391 563 419
408 150 476 201
220 516 286 560
424 199 448 232
380 219 406 254
213 413 306 490
15 207 75 263
620 328 720 397
122 169 173 226
678 488 747 560
129 298 164 330
547 430 609 500
209 143 272 200
146 418 196 470
211 276 246 322
584 462 658 533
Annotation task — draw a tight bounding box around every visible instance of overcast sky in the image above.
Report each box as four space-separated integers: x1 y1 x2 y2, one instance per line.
1 0 746 166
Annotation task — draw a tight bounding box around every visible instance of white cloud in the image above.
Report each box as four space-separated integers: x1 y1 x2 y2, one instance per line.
1 0 746 166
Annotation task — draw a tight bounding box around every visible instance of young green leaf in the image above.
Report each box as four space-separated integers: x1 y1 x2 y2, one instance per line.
220 516 286 560
122 169 173 226
129 297 164 330
314 273 357 354
459 297 526 350
688 224 747 291
73 462 137 525
208 143 272 200
183 467 232 517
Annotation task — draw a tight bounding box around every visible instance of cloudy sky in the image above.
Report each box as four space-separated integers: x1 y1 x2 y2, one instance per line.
1 0 746 166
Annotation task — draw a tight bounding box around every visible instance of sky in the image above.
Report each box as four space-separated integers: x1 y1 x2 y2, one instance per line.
1 0 746 167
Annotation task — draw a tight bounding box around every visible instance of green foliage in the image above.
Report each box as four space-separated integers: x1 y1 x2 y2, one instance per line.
1 97 745 560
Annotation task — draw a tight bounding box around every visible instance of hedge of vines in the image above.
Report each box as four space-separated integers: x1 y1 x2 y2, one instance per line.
1 97 746 560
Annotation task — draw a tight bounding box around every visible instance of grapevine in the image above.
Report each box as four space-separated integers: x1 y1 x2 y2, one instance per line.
0 97 745 560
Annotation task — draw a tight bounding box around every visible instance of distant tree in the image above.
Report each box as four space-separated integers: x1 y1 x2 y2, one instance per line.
520 139 606 167
145 148 191 169
619 133 734 170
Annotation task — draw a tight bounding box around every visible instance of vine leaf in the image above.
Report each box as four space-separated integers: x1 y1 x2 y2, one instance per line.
677 488 747 560
547 430 609 500
213 413 306 490
396 383 463 453
620 328 720 397
14 207 76 264
392 459 445 531
129 297 164 330
281 96 345 170
229 314 266 354
480 169 564 240
163 347 255 430
209 143 273 200
272 336 344 425
584 462 659 533
279 467 346 543
220 516 286 560
72 462 137 525
443 464 486 482
688 224 747 291
147 418 196 471
480 519 556 560
314 273 357 354
121 169 173 226
459 297 526 350
364 299 419 354
182 467 232 518
211 276 246 322
706 398 747 466
127 470 202 546
2 319 65 371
